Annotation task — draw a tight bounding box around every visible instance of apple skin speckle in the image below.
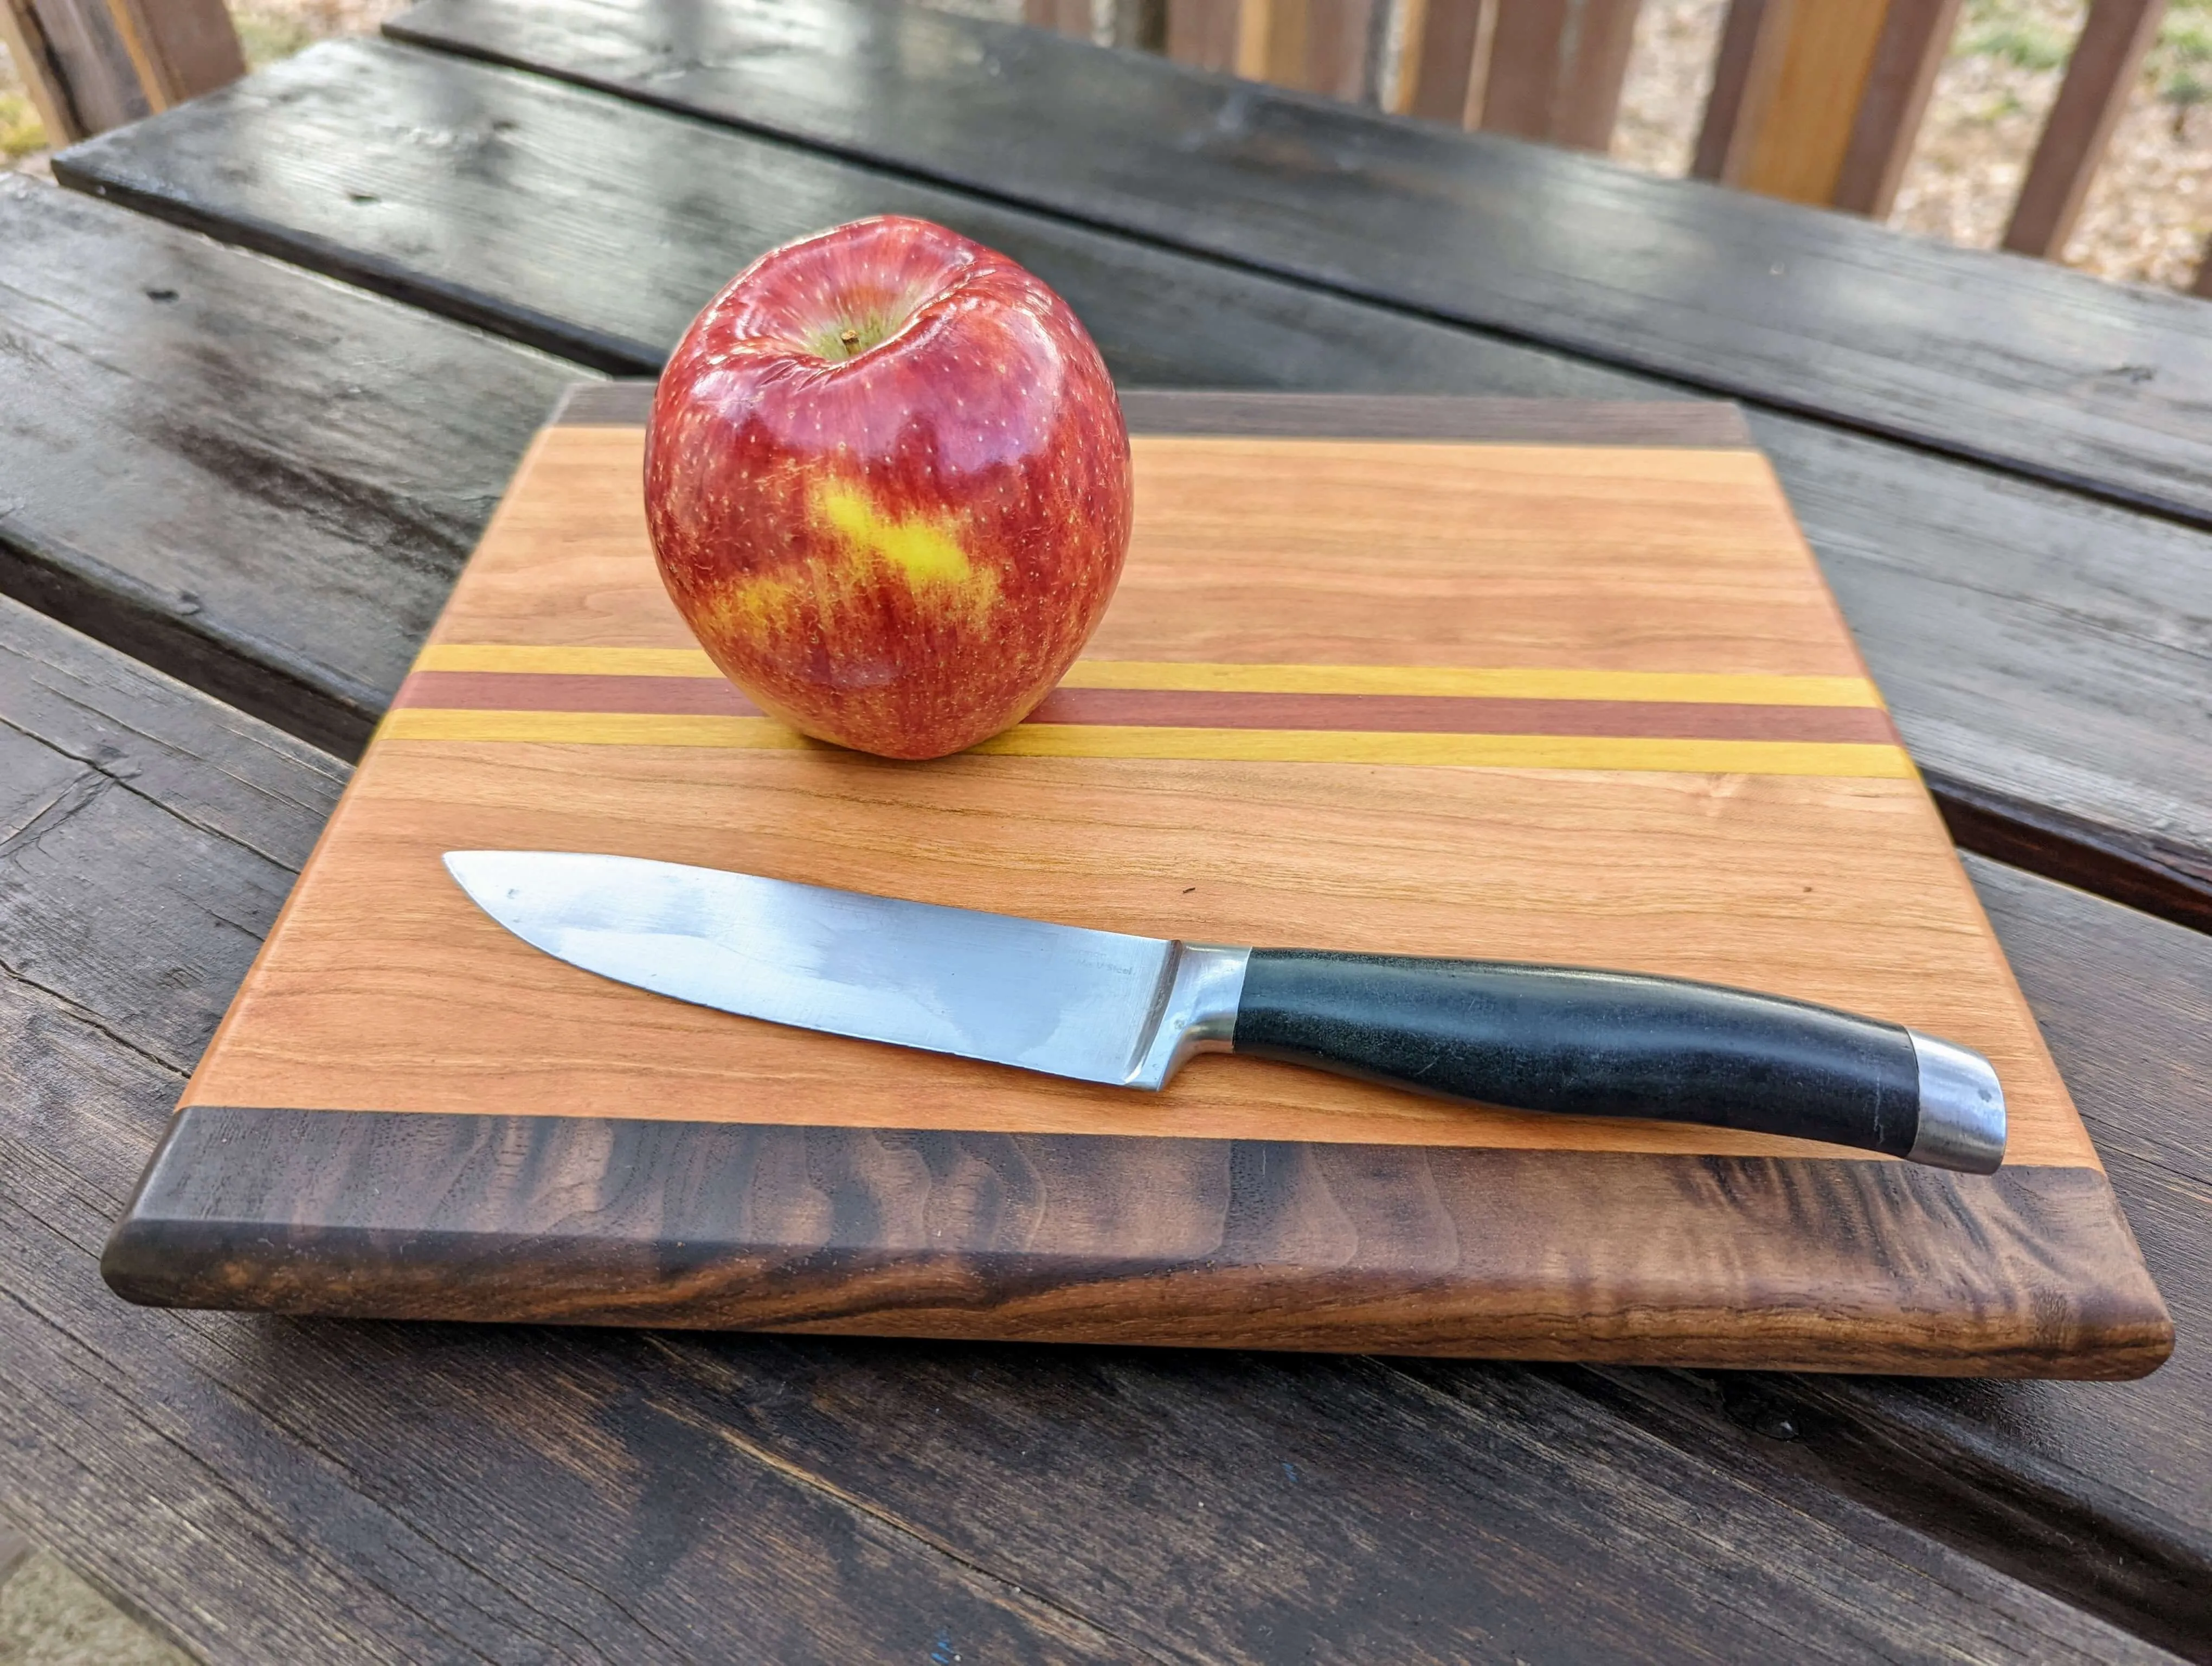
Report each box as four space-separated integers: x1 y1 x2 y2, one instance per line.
646 215 1132 760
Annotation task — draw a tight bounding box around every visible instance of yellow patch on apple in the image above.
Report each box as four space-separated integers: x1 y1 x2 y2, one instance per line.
716 478 1001 639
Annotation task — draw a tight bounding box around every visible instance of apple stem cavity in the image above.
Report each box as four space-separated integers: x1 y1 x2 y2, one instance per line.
816 313 900 362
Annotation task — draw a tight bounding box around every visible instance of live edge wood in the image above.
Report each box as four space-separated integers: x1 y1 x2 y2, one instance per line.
105 1112 2167 1376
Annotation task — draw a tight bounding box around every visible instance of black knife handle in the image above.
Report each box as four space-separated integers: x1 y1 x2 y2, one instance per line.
1231 950 2004 1171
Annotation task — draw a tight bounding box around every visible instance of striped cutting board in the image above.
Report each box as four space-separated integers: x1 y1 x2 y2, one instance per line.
103 387 2168 1375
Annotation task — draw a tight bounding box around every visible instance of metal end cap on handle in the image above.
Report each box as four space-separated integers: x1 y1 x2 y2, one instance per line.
1906 1032 2007 1173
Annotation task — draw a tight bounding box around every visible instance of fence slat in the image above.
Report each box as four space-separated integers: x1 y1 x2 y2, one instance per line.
1831 0 1962 216
1404 0 1484 122
0 0 146 140
1165 0 1241 68
1695 0 1939 210
1735 0 1894 202
1023 0 1094 37
0 1 76 143
1479 0 1567 136
102 0 242 112
2003 0 2166 259
1692 0 1789 182
1552 0 1643 151
1304 0 1380 100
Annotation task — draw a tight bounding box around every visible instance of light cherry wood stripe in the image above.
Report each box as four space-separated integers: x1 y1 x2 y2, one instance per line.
414 644 1885 708
378 708 1914 777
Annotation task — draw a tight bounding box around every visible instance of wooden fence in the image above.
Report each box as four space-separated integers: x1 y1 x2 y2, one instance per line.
1033 0 2203 289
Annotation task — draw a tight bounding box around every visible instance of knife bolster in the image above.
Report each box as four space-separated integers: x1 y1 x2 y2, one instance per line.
1126 943 1250 1089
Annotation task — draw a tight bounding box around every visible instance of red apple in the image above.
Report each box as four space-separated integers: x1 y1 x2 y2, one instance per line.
644 216 1133 760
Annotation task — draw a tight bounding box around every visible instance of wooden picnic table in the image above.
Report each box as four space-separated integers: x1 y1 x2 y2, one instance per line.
1 1 2207 1658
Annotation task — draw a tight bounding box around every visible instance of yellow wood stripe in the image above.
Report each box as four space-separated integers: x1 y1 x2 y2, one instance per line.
414 645 1883 708
382 710 808 749
417 644 728 677
1058 662 1881 707
378 708 1914 777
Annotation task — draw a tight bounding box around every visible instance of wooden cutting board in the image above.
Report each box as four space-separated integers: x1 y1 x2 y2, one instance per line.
104 386 2170 1376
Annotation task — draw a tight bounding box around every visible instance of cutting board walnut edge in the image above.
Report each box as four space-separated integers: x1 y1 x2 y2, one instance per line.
446 851 2007 1174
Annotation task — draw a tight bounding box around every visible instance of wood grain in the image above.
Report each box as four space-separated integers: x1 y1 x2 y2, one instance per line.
108 1107 2163 1374
182 416 2086 1167
0 174 582 757
42 48 2212 926
2 593 2196 1660
105 393 2158 1376
382 0 2212 529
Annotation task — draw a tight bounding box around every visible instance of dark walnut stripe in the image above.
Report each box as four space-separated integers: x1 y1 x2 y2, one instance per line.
391 671 1898 744
105 1106 2167 1377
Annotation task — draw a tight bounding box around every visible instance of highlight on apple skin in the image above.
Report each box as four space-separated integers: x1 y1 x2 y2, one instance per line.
644 216 1135 760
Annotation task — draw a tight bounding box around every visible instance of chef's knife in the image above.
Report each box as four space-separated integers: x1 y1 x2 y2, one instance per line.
444 851 2005 1172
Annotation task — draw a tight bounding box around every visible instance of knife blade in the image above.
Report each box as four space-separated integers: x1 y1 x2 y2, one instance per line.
443 850 2005 1172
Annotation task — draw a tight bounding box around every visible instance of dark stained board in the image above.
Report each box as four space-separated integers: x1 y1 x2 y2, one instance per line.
50 40 2212 934
0 174 587 758
0 593 2195 1663
387 0 2212 529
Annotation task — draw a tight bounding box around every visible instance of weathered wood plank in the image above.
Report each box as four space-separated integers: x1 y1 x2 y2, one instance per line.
49 41 2212 933
0 174 586 758
0 595 2189 1662
384 0 2212 529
